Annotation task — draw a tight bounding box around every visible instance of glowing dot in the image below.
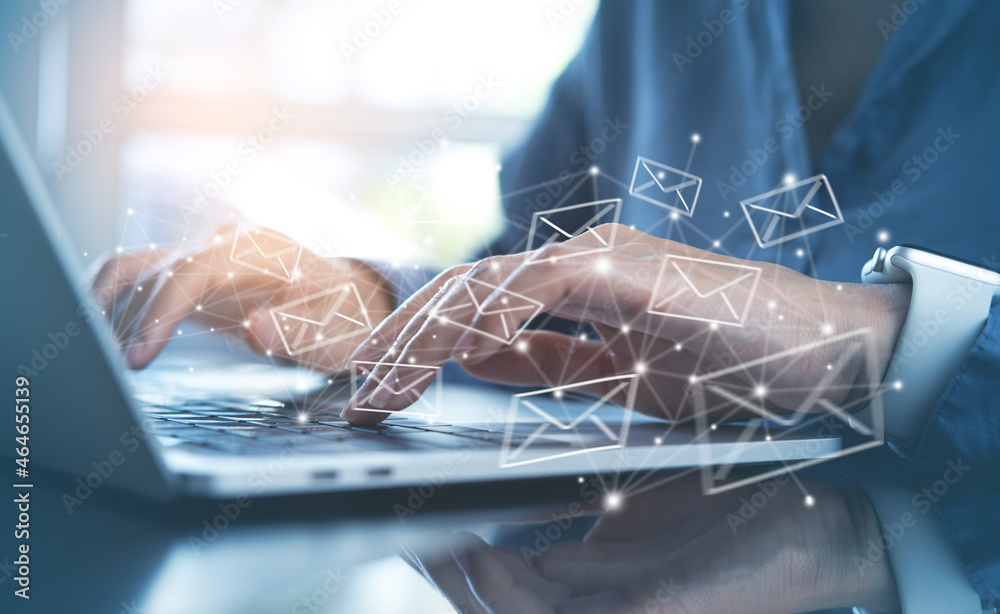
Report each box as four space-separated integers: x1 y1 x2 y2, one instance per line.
263 269 269 274
213 235 221 243
516 341 529 352
836 284 843 291
432 334 437 339
408 357 416 364
709 322 718 330
675 343 683 351
187 257 193 262
167 271 173 277
83 252 88 256
805 495 815 507
577 476 584 483
589 166 599 175
177 330 183 335
826 364 833 370
658 172 665 179
578 334 588 341
596 258 610 272
778 314 784 320
553 390 564 399
654 437 663 445
688 375 698 384
315 333 323 341
605 493 623 510
754 385 767 397
501 297 509 304
691 132 701 143
635 362 647 374
297 413 308 422
243 320 251 328
767 300 777 310
154 319 159 323
723 211 730 218
195 304 202 311
210 328 214 332
327 379 333 385
710 423 717 431
877 230 890 243
796 249 805 257
149 243 156 249
127 208 134 215
136 286 143 292
188 367 194 372
490 261 500 270
461 353 469 360
822 323 834 335
765 435 772 441
783 173 796 185
893 380 903 390
713 240 720 248
670 211 679 220
266 350 272 356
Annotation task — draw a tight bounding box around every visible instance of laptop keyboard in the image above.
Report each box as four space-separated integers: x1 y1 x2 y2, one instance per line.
139 398 540 456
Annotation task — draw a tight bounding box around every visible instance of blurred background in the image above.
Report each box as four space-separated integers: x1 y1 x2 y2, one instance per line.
0 0 596 611
0 0 596 269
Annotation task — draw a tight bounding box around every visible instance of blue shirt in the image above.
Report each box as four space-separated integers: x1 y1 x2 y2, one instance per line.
384 0 1000 598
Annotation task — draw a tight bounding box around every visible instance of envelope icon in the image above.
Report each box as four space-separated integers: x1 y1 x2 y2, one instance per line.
500 374 638 468
525 199 622 262
647 256 762 327
739 174 844 248
688 328 884 494
230 225 303 281
628 156 703 217
435 278 545 345
269 283 374 356
350 360 442 418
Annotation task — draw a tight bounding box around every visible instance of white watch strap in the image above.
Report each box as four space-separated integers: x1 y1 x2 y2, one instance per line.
864 485 981 614
859 247 999 441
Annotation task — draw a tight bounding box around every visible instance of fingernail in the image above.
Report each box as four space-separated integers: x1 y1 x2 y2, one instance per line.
367 371 394 409
339 406 359 421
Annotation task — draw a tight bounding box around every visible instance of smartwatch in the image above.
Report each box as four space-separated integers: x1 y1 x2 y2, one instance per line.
858 244 1000 441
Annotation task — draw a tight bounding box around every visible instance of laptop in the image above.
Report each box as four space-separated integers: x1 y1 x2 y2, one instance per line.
0 93 841 502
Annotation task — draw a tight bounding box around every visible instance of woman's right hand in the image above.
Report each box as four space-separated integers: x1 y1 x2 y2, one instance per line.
91 224 393 371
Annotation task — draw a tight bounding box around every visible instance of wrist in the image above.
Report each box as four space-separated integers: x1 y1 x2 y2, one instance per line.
806 485 901 612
